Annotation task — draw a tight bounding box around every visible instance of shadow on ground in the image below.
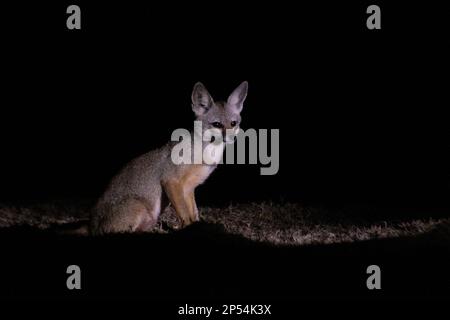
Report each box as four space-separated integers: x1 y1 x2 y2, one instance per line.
0 217 449 300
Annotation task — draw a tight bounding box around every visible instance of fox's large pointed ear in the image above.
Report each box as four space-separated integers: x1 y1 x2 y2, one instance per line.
191 82 214 116
227 81 248 113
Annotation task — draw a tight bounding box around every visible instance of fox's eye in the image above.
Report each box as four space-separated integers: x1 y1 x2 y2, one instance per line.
230 121 237 127
212 122 223 128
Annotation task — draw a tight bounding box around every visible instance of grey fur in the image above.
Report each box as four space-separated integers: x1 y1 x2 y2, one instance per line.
90 81 248 235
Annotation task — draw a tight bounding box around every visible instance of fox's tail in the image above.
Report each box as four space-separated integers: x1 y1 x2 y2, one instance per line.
49 219 90 236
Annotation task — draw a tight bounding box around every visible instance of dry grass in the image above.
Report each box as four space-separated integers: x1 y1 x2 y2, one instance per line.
2 201 447 246
160 202 449 245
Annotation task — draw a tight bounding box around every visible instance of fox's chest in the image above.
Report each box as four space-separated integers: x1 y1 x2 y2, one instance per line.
182 164 216 189
202 142 225 165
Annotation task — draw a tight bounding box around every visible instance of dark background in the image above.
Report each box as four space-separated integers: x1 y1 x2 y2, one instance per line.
0 0 449 307
1 1 448 210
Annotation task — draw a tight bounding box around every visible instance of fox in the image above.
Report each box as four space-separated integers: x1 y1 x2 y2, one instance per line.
89 81 248 235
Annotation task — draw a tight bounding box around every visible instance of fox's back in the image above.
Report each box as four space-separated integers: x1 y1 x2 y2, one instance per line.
97 144 171 207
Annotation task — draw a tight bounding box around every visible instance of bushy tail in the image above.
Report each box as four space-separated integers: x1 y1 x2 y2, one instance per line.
49 219 90 236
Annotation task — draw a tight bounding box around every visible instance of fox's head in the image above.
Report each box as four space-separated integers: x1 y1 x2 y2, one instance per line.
191 81 248 144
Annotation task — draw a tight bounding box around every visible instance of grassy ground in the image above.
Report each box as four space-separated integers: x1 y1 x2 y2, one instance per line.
198 203 449 245
1 201 448 246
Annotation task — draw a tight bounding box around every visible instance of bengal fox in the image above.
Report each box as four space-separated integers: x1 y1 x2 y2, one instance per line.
90 81 248 235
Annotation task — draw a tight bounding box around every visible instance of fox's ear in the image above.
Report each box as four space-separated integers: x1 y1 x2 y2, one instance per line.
227 81 248 113
191 82 214 116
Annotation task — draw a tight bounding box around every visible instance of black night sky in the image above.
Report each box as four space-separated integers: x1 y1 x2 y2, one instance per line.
1 2 447 211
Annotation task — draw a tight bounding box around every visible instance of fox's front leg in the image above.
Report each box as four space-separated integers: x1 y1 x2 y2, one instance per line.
162 180 197 227
188 190 199 222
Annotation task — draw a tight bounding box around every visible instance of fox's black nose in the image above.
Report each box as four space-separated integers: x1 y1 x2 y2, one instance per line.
210 136 216 143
